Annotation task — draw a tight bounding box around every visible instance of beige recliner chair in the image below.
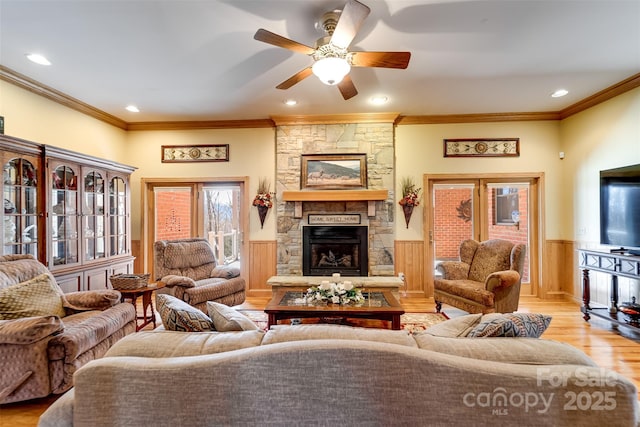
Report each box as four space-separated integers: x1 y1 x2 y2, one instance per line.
154 238 246 312
434 239 526 314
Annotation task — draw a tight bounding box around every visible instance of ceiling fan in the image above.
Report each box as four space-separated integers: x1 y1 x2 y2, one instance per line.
253 0 411 100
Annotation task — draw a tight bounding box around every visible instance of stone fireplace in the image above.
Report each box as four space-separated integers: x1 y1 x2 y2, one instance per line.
302 225 368 276
275 121 396 277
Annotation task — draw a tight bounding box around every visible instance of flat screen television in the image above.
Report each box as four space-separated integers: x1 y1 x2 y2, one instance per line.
600 163 640 255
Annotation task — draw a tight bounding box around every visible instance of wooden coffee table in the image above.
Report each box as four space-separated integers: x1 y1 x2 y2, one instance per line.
264 287 405 330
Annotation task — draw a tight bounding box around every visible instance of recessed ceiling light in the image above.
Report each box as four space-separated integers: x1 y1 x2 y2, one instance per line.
551 89 568 98
370 95 388 105
284 99 297 106
125 105 140 113
26 53 51 66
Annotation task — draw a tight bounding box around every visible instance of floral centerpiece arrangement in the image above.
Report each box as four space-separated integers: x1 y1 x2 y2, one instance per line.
398 176 421 207
297 281 365 305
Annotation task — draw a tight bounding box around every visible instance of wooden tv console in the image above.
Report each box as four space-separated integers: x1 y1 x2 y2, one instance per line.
578 249 640 329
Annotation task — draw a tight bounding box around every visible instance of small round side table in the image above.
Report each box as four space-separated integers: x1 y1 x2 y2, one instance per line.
119 282 166 331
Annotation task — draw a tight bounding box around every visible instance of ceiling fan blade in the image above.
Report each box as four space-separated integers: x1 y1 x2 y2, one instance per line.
276 67 313 90
330 0 371 50
337 75 358 100
351 51 411 69
254 29 315 55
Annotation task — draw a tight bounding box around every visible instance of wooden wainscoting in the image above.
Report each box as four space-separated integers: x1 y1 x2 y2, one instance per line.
248 240 277 297
394 240 426 296
543 239 576 300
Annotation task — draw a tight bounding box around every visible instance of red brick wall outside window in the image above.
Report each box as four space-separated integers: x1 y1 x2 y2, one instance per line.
155 191 191 241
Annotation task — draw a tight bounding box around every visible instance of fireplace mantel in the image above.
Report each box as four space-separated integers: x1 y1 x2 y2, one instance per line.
282 189 388 218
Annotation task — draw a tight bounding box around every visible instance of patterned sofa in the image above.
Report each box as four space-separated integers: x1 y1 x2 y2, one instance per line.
39 312 639 426
0 254 135 404
154 238 246 311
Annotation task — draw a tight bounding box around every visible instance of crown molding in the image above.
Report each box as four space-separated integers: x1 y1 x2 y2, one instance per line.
558 73 640 119
396 111 561 125
0 65 128 130
2 65 638 130
271 113 401 126
127 119 275 131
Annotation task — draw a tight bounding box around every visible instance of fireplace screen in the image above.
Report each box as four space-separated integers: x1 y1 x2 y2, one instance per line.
303 226 368 276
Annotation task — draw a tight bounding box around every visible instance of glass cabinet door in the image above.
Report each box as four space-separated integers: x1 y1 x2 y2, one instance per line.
83 169 106 261
109 176 128 256
51 164 80 266
3 158 38 256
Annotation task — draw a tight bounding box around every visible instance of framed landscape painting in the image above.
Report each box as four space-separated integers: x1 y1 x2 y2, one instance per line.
301 153 367 190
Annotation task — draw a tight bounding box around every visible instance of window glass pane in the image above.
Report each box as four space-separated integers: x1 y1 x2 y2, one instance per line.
487 183 530 283
433 183 475 265
154 187 191 241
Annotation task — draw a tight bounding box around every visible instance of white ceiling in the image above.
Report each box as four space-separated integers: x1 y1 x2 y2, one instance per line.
1 0 639 123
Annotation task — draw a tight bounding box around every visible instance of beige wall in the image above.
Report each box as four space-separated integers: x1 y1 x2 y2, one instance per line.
560 86 640 245
0 81 128 161
395 121 563 240
125 128 275 240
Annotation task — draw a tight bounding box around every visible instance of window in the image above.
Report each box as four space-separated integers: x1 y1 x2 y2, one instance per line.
495 187 519 225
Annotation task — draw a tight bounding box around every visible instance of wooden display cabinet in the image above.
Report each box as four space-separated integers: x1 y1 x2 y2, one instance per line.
1 135 136 292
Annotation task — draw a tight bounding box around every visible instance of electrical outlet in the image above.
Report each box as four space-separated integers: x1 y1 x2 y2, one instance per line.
398 272 405 281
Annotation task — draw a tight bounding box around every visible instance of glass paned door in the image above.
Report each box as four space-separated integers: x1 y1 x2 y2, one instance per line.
109 177 129 255
432 183 477 276
51 165 79 266
203 185 241 266
426 176 537 296
83 170 105 261
3 158 38 256
486 183 530 282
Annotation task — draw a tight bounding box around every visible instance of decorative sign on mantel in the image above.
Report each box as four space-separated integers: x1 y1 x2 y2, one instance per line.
443 138 520 157
161 144 229 163
308 214 361 225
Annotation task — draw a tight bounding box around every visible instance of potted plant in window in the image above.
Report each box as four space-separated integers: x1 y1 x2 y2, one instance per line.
253 178 274 229
399 177 421 228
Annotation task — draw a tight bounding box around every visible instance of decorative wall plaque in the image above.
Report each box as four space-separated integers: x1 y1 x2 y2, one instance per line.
161 144 229 163
308 214 362 225
443 138 519 157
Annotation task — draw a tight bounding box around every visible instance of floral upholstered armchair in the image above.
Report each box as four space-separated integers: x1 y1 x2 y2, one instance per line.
434 239 526 314
0 254 136 404
154 238 246 312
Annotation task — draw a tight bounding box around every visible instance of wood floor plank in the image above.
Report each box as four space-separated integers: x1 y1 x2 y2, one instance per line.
2 296 639 426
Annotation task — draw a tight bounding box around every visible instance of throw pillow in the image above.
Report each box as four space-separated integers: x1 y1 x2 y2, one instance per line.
422 313 483 337
467 313 552 338
206 301 259 332
0 273 66 320
156 294 215 332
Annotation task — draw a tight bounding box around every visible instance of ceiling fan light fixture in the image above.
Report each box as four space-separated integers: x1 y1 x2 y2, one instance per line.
312 57 351 86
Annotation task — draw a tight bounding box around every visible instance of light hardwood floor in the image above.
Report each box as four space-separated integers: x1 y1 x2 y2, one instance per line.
2 295 639 427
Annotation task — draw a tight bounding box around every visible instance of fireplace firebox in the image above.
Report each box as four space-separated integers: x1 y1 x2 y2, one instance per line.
302 226 368 276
